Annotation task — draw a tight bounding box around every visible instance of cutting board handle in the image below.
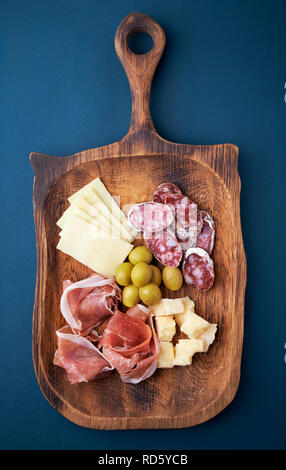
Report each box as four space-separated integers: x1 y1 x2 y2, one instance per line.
115 12 166 138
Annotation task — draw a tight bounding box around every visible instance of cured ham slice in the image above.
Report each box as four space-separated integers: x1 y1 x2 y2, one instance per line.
126 304 150 322
99 311 159 384
54 326 113 384
60 273 121 336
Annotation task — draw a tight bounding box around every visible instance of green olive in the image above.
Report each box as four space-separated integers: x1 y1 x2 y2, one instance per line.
115 262 133 286
129 246 153 265
131 262 152 287
150 265 162 286
122 285 140 307
139 282 162 306
162 266 183 291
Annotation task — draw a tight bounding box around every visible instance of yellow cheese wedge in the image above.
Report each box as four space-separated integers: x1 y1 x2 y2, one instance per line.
57 215 133 278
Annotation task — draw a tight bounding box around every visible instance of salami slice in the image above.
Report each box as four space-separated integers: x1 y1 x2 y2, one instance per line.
182 247 214 291
196 211 215 255
128 202 173 233
153 183 182 204
166 194 203 250
144 229 182 268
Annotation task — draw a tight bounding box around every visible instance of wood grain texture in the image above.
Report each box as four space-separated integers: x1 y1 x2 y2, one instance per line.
30 12 246 430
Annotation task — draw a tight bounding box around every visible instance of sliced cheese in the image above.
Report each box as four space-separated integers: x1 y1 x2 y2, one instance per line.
68 180 94 203
158 342 175 368
150 298 185 316
59 207 120 239
83 187 133 243
68 177 136 238
57 196 87 229
57 196 121 238
57 215 133 278
57 195 113 230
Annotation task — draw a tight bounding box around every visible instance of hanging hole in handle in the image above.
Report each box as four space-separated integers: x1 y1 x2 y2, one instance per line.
128 30 154 55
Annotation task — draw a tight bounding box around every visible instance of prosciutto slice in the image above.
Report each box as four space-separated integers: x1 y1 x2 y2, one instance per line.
99 311 159 384
54 326 113 384
126 304 150 322
60 273 121 336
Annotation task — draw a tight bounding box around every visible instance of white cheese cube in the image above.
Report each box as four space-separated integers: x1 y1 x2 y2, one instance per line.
150 298 185 316
182 296 195 312
158 342 175 368
175 297 195 328
200 324 217 352
155 316 176 342
181 312 209 339
174 339 204 366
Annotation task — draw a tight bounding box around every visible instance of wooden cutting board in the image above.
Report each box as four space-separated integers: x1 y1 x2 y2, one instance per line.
30 12 246 430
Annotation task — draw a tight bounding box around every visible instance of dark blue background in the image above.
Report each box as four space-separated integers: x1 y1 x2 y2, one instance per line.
1 0 285 450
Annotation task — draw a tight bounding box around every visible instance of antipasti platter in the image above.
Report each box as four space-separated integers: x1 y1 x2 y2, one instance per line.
30 12 246 429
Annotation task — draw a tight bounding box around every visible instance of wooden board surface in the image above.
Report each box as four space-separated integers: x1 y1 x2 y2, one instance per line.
30 12 246 430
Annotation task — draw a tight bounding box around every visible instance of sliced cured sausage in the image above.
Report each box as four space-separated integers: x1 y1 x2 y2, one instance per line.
153 182 182 204
165 194 203 250
196 211 215 255
54 326 113 384
144 229 183 268
98 311 159 384
60 273 122 336
128 202 173 233
182 247 214 291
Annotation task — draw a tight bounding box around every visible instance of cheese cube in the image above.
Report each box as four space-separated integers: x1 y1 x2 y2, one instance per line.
176 310 209 339
182 296 195 311
175 297 195 328
150 298 185 316
158 342 175 368
200 324 217 352
155 316 176 342
174 339 204 366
